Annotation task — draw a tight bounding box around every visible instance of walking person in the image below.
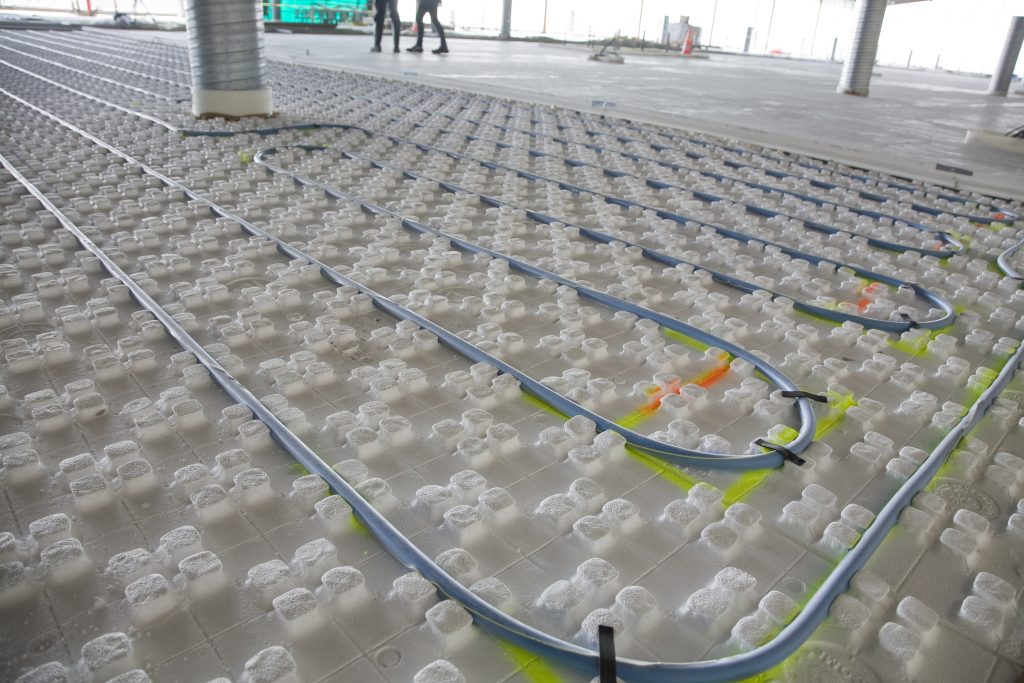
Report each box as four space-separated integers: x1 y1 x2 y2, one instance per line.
406 0 448 54
371 0 401 53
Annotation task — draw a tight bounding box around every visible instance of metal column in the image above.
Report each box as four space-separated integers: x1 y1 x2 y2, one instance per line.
185 0 272 118
500 0 512 40
837 0 887 96
989 16 1024 96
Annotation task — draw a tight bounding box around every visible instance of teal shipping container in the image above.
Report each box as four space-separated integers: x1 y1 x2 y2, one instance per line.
263 0 370 25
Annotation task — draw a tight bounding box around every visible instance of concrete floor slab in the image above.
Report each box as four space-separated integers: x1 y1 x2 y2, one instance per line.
117 30 1024 198
3 27 1024 683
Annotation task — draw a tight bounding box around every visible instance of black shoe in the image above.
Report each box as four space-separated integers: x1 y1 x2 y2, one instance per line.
393 46 400 53
406 45 423 53
370 45 382 53
432 46 449 54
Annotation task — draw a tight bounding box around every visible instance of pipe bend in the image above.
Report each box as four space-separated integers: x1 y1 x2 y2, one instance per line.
259 139 957 334
2 78 1021 683
253 145 819 469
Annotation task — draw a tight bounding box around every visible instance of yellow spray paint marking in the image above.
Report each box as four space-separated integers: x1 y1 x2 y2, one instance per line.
752 575 831 680
935 349 1012 487
722 423 800 503
816 392 858 439
725 575 825 682
736 344 1017 677
766 345 1019 677
766 363 1012 676
498 642 563 683
724 391 857 503
736 670 778 683
963 366 999 407
290 461 368 536
348 514 371 536
525 374 857 502
723 470 772 505
522 394 694 492
522 392 570 419
775 425 802 443
289 462 330 501
888 326 946 356
930 352 1012 481
662 327 711 352
626 446 697 492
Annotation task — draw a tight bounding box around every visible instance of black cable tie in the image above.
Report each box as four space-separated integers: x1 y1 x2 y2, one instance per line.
755 438 806 466
781 390 829 403
899 312 920 328
598 624 617 683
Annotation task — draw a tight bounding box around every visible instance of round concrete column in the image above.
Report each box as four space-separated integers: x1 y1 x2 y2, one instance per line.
185 0 273 118
988 16 1024 96
837 0 887 97
499 0 512 40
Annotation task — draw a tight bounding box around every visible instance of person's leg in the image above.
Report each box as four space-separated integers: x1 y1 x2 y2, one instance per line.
407 2 425 51
430 4 447 52
372 0 385 50
387 0 400 51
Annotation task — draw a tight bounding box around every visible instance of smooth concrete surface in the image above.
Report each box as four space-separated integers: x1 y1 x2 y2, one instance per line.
109 30 1024 196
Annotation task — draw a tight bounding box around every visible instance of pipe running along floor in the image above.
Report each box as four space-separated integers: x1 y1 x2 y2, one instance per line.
1 27 1024 683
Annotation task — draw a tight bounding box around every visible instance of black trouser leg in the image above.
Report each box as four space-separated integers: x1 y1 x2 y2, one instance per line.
429 8 446 48
388 0 400 49
373 0 385 47
414 4 427 46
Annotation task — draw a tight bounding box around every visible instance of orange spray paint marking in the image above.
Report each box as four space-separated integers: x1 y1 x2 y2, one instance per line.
617 353 731 428
696 363 730 389
639 378 681 415
853 281 883 311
